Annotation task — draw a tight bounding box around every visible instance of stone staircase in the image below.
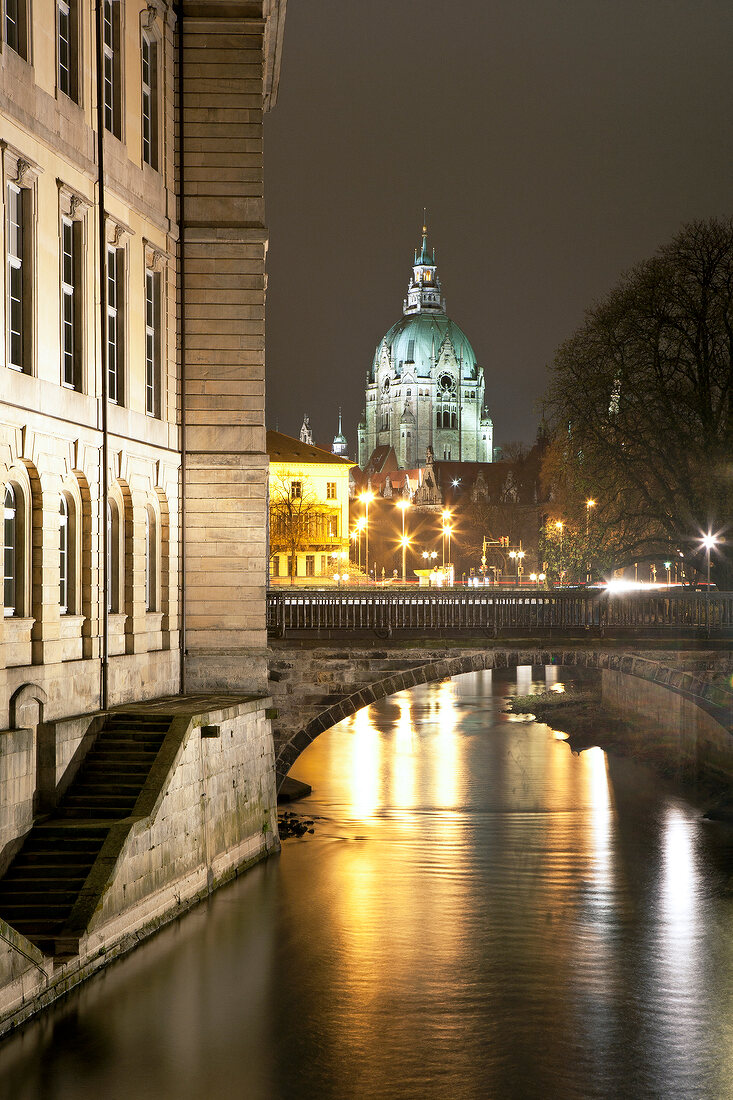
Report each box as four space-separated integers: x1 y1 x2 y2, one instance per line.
0 712 170 955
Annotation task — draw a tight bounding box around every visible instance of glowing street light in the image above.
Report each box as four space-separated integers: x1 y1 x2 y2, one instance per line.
585 499 595 582
359 491 374 582
396 498 411 583
442 524 453 569
701 532 718 636
664 560 671 586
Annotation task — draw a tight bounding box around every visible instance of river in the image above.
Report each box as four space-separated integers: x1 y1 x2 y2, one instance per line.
1 667 732 1100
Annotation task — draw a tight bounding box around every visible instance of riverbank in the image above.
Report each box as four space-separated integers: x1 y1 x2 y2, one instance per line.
508 687 733 821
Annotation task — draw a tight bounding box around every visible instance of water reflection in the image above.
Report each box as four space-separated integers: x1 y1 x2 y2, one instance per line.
0 668 731 1100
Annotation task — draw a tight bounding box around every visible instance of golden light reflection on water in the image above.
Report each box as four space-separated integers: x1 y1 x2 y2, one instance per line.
393 693 416 813
661 805 697 923
431 679 461 809
348 703 381 818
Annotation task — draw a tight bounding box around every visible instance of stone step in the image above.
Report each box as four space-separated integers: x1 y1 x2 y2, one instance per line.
94 735 164 748
70 779 150 793
14 857 96 873
27 833 107 849
106 714 170 727
0 711 171 953
0 880 84 896
0 901 74 918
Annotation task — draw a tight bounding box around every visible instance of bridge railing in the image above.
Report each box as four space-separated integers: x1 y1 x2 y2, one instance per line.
266 589 733 637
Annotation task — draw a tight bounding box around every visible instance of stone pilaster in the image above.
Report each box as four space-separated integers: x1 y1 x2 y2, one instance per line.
179 3 282 692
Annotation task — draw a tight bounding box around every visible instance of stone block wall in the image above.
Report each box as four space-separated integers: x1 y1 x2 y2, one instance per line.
180 5 273 694
0 695 279 1037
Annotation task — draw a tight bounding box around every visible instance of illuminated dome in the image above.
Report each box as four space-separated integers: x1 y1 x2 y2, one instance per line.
371 312 479 384
358 222 493 471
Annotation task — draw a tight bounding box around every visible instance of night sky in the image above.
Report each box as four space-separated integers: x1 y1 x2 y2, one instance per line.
264 1 733 451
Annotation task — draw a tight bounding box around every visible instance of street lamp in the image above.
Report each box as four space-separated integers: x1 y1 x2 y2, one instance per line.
396 499 411 584
585 499 595 582
517 549 525 584
664 560 671 586
441 510 452 569
701 533 718 636
443 524 453 571
359 491 374 582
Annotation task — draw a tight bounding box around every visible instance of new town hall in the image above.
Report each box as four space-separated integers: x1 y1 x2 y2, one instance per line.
357 225 494 474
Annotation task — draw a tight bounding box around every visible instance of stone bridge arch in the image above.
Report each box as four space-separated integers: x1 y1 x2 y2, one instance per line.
268 642 733 791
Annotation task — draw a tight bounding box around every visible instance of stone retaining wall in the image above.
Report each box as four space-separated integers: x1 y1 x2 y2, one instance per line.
0 696 278 1038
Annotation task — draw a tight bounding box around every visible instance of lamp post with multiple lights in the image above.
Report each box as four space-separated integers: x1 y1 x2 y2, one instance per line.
396 499 411 584
359 491 374 582
701 533 718 637
585 499 595 582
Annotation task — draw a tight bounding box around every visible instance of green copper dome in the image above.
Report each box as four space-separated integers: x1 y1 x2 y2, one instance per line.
371 312 479 383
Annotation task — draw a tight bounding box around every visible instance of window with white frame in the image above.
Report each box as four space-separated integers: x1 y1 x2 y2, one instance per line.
103 0 121 137
59 495 69 613
141 31 158 169
7 183 28 372
61 217 82 388
5 0 28 60
326 481 337 500
145 267 161 416
106 246 124 404
4 485 17 615
57 0 78 101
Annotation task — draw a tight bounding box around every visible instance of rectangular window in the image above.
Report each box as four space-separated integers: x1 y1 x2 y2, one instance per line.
305 555 315 578
61 217 82 388
7 183 27 372
326 481 336 500
291 481 302 499
6 0 27 59
141 32 158 169
327 516 338 539
103 1 121 136
57 0 78 101
287 555 293 578
145 267 161 415
106 246 124 404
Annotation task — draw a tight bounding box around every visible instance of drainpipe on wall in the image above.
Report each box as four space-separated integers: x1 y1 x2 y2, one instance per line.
94 0 109 712
176 1 187 695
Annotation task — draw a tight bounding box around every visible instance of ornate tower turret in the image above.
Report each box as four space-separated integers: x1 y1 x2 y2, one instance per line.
332 408 348 456
403 219 446 315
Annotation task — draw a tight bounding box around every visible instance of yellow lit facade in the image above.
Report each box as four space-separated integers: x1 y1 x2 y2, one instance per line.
267 430 354 583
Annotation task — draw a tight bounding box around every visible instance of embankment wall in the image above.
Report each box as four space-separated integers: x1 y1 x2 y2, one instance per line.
0 697 278 1037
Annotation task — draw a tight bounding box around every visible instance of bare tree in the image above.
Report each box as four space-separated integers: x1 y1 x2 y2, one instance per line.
269 472 338 583
544 218 733 586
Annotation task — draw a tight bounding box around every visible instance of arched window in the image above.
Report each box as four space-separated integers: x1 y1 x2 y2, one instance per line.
4 485 17 616
59 495 69 613
145 504 157 611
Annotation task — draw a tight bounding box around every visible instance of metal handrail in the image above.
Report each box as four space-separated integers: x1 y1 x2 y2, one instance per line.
266 588 733 638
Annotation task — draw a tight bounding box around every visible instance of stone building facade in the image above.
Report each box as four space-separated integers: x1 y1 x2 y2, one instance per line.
358 225 493 470
268 430 353 583
0 2 285 870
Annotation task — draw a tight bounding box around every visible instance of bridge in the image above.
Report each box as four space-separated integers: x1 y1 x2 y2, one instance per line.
267 588 733 639
266 590 733 791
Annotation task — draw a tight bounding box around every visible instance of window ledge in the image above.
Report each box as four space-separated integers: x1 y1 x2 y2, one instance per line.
3 617 34 641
